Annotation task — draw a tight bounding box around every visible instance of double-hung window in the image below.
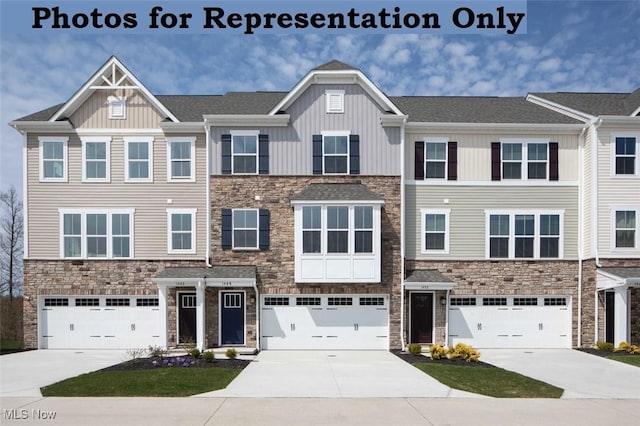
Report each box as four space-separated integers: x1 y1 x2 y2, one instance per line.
425 142 447 179
540 214 560 257
327 206 349 253
112 214 131 257
489 214 510 258
354 206 373 253
615 136 637 175
615 210 636 248
167 209 196 254
302 206 321 253
125 137 153 182
167 137 195 181
82 137 110 182
60 210 133 259
422 209 450 253
63 213 82 258
527 143 548 179
39 137 68 182
500 140 549 180
502 143 522 179
86 213 107 257
232 209 258 249
323 133 349 174
232 133 258 174
514 214 535 258
486 211 563 259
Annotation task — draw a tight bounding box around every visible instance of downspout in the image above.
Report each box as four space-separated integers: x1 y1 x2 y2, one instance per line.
22 131 29 259
205 122 212 267
254 282 260 351
444 289 450 347
577 125 586 347
400 118 407 351
590 118 603 345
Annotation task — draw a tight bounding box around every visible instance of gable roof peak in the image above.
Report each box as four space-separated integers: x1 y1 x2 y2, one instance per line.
312 59 360 72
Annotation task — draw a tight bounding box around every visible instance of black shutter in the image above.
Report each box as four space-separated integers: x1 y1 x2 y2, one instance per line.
259 209 270 250
447 141 457 181
414 142 424 180
312 134 323 174
221 209 232 249
221 134 232 174
491 142 501 181
549 142 559 181
349 134 360 175
259 134 269 174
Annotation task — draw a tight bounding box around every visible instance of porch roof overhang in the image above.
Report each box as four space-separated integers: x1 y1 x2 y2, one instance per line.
153 266 257 288
596 267 640 290
403 269 456 291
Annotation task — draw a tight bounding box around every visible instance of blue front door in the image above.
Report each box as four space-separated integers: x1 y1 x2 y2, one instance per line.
221 292 245 345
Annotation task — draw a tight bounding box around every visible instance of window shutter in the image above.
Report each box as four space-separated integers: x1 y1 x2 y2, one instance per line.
259 134 269 174
312 135 323 174
221 209 232 249
259 209 270 250
414 142 424 180
447 141 458 181
221 134 232 174
491 142 501 181
349 134 360 175
549 142 559 181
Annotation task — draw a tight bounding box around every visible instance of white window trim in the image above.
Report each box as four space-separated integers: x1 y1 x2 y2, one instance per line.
500 138 550 181
611 133 639 178
611 206 639 251
484 209 564 259
232 208 259 250
230 130 259 175
421 208 450 254
167 137 196 182
81 136 111 183
321 130 350 175
124 136 154 182
166 208 197 255
39 136 68 182
325 90 345 113
424 138 448 180
58 208 135 259
108 95 126 120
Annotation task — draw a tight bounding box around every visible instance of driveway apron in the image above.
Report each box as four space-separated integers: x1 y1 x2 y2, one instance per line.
481 349 640 399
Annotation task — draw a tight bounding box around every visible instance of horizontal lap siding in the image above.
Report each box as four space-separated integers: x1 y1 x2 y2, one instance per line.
26 133 207 259
405 185 579 260
583 131 593 257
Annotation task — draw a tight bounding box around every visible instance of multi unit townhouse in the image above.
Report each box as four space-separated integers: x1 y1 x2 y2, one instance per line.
10 57 639 351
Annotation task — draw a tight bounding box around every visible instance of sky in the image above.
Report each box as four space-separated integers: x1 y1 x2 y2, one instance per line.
1 0 639 197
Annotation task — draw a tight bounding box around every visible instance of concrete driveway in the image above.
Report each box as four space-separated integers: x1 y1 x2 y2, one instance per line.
481 349 640 399
0 350 128 397
198 350 483 398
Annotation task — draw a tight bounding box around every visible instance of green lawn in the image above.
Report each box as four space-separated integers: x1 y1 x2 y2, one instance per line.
414 363 563 398
607 355 640 367
41 367 242 397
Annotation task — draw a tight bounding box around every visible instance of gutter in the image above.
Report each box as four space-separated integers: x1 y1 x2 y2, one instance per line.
205 122 212 268
577 125 586 347
400 117 407 351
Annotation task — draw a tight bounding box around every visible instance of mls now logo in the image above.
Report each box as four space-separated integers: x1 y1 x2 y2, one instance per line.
4 409 57 420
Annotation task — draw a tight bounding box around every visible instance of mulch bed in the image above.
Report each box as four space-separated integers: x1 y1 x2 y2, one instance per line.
576 348 637 358
99 355 251 372
391 350 495 368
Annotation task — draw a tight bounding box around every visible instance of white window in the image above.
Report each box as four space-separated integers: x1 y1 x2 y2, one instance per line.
59 209 134 259
167 137 195 182
325 90 345 113
425 140 447 179
82 137 111 182
613 135 638 176
323 132 350 174
39 137 68 182
486 211 563 259
613 209 637 249
501 140 549 180
302 206 321 253
167 209 196 254
233 209 258 249
108 96 126 119
124 137 153 182
232 132 258 174
421 209 450 254
354 206 373 253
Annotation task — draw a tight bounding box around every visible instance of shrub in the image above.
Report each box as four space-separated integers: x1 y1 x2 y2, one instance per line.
188 348 201 359
202 351 215 362
448 343 481 362
225 348 238 359
407 343 422 355
596 341 614 352
429 344 447 360
147 345 167 358
126 348 146 359
614 341 633 353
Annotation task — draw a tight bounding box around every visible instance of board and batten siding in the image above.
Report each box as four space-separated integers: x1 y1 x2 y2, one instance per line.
26 133 207 259
405 132 579 182
70 88 166 129
210 84 401 175
596 122 640 257
405 185 579 260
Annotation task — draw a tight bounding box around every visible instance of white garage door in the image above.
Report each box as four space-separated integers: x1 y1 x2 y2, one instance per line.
40 296 161 349
449 296 571 348
260 295 389 350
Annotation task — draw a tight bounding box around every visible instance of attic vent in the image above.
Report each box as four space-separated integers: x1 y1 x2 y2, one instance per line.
326 90 344 113
108 96 126 119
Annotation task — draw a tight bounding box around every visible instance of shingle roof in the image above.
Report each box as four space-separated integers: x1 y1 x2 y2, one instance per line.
14 104 64 122
600 267 640 279
312 59 359 71
158 92 287 121
531 89 640 116
155 266 256 280
290 183 383 201
405 270 454 283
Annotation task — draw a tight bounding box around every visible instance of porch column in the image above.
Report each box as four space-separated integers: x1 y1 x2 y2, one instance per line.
614 287 629 346
196 280 205 351
158 285 168 349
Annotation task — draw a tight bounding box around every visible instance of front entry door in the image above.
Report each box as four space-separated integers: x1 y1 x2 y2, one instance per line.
410 293 433 343
605 291 615 344
178 293 197 344
221 292 245 345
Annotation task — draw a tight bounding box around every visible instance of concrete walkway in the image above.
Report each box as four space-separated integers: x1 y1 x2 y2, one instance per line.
481 349 640 399
198 350 481 398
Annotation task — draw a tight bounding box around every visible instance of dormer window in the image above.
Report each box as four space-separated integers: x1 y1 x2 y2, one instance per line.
108 96 126 119
325 90 344 113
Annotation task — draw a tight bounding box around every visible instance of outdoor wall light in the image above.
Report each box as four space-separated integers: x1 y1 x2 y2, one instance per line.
440 296 446 306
